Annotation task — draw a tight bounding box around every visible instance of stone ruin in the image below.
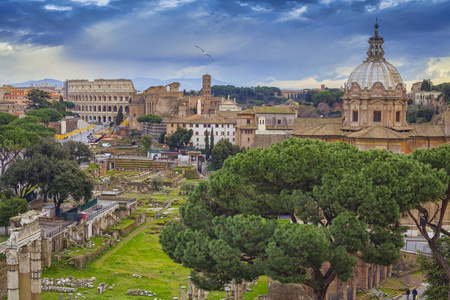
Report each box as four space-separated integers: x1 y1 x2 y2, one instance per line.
0 211 43 300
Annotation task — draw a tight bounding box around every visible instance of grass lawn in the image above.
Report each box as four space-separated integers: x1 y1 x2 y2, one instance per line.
41 177 267 299
0 235 9 243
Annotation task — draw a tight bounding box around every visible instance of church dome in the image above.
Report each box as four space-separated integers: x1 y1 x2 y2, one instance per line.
347 59 403 90
346 23 404 90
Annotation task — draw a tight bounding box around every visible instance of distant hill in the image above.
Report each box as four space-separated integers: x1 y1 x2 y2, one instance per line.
6 77 232 92
8 78 64 88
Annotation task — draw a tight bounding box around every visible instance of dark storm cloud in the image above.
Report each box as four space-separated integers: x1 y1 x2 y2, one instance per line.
0 0 450 86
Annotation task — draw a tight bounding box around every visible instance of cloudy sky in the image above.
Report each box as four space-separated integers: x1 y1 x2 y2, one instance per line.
0 0 449 90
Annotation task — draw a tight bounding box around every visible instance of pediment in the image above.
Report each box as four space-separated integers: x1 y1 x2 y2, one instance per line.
369 82 386 97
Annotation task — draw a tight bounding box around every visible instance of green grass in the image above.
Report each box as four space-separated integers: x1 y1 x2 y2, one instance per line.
42 223 190 299
0 235 9 243
109 218 135 230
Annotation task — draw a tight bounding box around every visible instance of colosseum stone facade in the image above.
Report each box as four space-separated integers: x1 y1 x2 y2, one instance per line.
66 79 136 123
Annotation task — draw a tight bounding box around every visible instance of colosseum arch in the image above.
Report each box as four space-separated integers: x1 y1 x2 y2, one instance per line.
125 106 129 114
108 106 112 112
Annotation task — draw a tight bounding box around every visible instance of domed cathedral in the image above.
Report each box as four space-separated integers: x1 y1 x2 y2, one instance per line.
291 23 450 154
342 22 409 131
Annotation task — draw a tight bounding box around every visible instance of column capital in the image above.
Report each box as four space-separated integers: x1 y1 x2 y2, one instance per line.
6 249 19 265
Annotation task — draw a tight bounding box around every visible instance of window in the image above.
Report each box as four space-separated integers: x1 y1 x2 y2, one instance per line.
195 124 199 128
396 111 401 122
373 111 381 122
196 138 199 142
247 119 250 124
233 138 235 142
353 111 358 122
195 132 198 135
248 138 250 142
277 119 281 124
215 124 218 128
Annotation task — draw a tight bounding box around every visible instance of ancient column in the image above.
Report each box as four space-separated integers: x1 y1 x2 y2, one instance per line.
374 265 380 287
225 287 230 300
230 283 235 300
342 283 348 300
18 246 31 300
188 277 193 300
30 240 42 300
6 249 19 300
193 287 198 300
181 286 186 300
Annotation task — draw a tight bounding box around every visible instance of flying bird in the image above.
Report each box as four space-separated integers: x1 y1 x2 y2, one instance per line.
195 45 214 62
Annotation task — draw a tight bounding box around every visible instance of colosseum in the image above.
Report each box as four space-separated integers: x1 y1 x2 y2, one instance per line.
65 79 136 123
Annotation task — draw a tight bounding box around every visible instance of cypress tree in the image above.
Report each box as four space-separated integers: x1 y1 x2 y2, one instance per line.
210 129 214 155
204 130 210 160
115 107 124 125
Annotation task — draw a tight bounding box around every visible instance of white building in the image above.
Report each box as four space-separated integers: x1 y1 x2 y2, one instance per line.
166 111 238 149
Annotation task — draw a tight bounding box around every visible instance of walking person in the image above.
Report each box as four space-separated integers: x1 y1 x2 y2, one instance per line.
412 288 418 300
405 288 410 300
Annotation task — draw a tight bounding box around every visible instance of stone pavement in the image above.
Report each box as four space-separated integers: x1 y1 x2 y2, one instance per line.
395 283 427 299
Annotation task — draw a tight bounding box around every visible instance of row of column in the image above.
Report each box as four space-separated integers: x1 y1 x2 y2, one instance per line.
6 240 42 300
174 277 244 300
69 95 131 102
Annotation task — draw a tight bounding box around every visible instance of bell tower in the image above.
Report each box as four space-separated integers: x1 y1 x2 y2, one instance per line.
202 74 211 99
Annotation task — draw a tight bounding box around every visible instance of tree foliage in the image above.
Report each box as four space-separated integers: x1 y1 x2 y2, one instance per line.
27 89 52 108
10 116 56 137
0 125 40 178
141 135 152 156
158 132 166 144
311 91 343 107
421 79 433 91
211 85 283 105
63 140 94 165
0 192 28 228
210 139 241 170
204 131 210 160
0 112 17 125
26 108 63 123
407 105 434 123
47 160 93 216
405 144 450 299
20 138 94 209
160 139 443 299
165 127 193 150
137 114 162 123
115 106 124 125
418 238 450 300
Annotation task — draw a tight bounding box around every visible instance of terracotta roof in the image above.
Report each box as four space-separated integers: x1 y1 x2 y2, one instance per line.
292 117 340 132
346 126 409 139
292 123 343 136
251 134 290 149
411 124 447 137
238 109 254 115
253 106 295 114
168 113 237 124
